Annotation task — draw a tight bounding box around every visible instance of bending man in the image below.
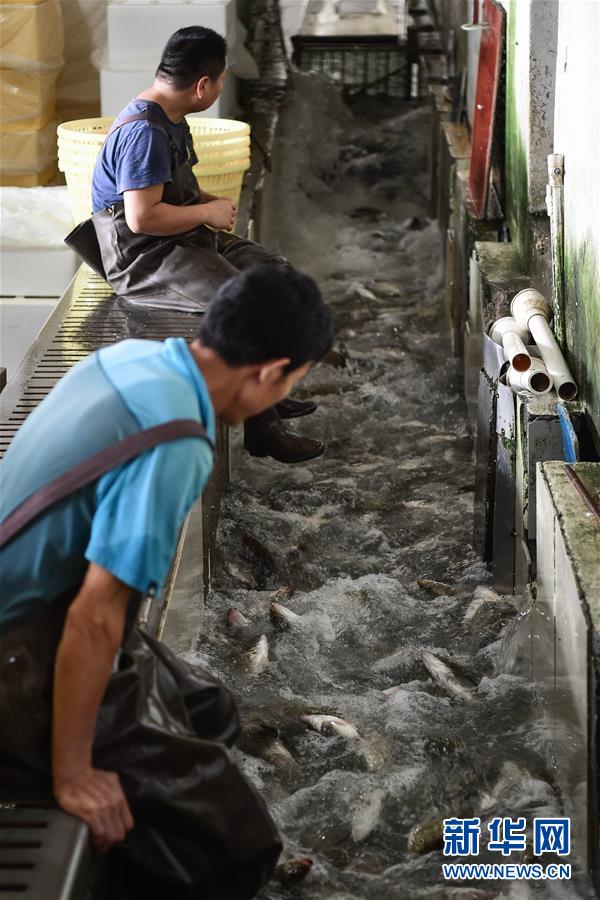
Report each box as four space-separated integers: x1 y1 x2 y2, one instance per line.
0 266 333 899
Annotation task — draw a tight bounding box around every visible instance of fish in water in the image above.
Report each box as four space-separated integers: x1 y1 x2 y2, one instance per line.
421 650 475 702
417 578 458 597
407 815 445 854
270 602 302 630
243 634 269 674
224 560 257 588
226 607 249 628
239 721 296 769
351 789 385 842
276 857 313 884
300 714 360 740
478 761 543 813
425 889 497 899
381 685 403 698
463 585 503 624
347 281 377 304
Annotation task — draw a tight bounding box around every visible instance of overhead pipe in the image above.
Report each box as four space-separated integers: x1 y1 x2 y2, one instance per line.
507 357 553 396
489 317 532 372
511 289 578 401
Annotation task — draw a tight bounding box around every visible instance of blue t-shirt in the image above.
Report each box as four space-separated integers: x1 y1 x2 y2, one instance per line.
92 99 197 213
0 338 215 634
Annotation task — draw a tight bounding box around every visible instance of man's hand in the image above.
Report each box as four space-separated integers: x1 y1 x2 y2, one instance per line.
203 198 237 230
123 184 237 234
54 766 134 854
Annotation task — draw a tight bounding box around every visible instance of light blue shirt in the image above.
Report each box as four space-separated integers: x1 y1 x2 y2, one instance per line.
0 338 215 633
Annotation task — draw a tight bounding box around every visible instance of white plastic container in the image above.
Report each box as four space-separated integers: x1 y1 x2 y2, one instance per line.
106 2 229 68
0 296 59 382
100 65 221 117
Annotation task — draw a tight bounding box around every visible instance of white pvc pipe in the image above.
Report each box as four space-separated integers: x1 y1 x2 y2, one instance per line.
511 289 578 400
507 356 554 395
489 316 531 371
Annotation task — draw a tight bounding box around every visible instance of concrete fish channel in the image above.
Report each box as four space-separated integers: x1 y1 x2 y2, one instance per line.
180 73 595 899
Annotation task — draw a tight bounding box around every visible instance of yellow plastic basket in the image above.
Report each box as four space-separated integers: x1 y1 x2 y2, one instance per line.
57 116 251 224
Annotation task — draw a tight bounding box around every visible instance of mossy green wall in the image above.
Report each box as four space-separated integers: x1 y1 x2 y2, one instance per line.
564 238 600 449
504 0 530 258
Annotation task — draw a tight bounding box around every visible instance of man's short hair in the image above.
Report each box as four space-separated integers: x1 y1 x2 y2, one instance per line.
156 26 227 90
198 265 334 373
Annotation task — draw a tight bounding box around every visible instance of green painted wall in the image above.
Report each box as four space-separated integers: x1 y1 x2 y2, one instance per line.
504 0 529 258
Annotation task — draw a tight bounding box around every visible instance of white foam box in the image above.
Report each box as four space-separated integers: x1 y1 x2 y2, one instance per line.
100 65 222 117
106 2 229 68
0 247 78 297
280 0 307 37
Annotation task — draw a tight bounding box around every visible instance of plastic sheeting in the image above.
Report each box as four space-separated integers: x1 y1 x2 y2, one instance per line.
0 0 64 70
0 122 58 174
0 186 75 247
0 67 59 129
56 0 106 121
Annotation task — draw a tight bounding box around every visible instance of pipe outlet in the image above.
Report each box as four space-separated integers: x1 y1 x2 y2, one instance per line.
489 317 531 371
510 288 552 330
507 357 554 395
510 289 578 401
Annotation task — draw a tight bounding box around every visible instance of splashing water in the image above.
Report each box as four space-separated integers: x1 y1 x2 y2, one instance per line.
181 74 595 899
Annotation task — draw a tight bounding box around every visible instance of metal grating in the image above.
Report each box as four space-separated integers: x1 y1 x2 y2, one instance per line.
292 35 412 97
0 804 90 899
0 268 204 458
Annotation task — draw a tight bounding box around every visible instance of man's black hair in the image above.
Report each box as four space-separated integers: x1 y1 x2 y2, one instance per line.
156 26 227 90
198 265 334 374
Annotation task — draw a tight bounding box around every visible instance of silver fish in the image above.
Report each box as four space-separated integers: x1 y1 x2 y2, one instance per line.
270 602 302 630
463 585 502 624
224 561 257 589
351 789 385 842
417 578 458 597
244 634 269 674
300 714 360 740
226 607 249 628
421 650 475 701
478 761 539 813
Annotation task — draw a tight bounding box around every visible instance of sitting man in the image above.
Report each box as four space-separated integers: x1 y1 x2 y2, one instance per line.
0 265 333 899
67 25 323 465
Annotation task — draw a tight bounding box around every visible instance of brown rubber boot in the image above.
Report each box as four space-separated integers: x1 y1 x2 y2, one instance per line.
244 408 324 463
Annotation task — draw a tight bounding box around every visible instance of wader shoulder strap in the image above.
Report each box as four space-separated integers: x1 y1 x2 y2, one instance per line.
106 111 170 139
0 419 213 549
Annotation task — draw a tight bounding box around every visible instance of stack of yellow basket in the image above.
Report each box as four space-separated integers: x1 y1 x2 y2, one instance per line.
57 116 252 225
0 0 64 186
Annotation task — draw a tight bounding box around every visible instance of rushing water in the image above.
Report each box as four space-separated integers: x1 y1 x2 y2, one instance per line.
182 73 595 899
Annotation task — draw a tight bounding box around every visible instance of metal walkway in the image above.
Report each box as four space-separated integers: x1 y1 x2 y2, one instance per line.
0 267 203 457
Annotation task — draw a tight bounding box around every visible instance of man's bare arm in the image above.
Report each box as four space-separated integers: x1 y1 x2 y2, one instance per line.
124 183 236 235
53 562 135 852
